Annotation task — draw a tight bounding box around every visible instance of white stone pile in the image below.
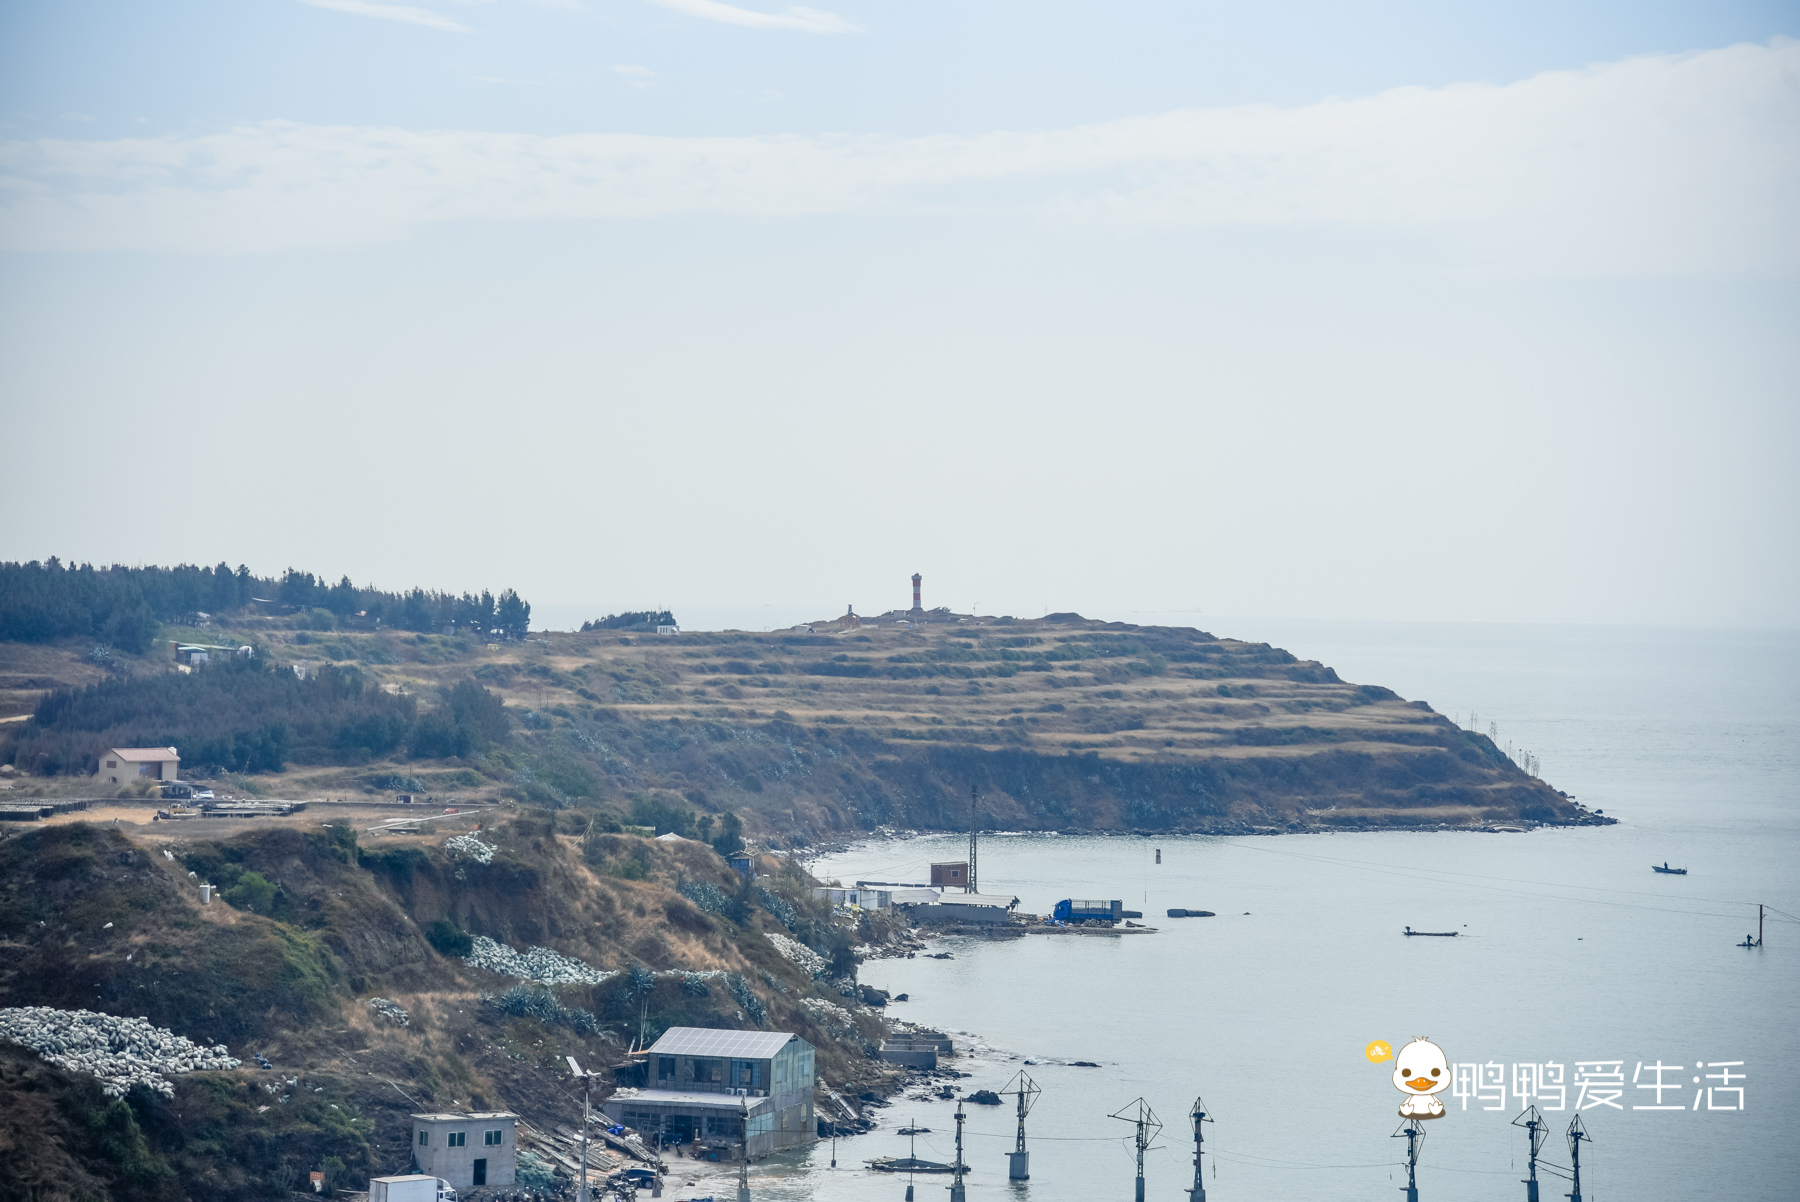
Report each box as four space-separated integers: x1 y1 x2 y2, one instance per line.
444 834 496 864
767 932 827 977
0 1006 241 1098
464 935 614 985
799 997 856 1035
366 998 410 1027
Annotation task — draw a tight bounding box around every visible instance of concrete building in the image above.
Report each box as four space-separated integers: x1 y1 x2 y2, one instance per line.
811 885 899 909
411 1111 517 1189
929 862 969 889
96 747 179 786
603 1028 816 1159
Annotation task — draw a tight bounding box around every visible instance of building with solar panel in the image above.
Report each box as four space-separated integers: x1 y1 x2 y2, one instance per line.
602 1027 817 1159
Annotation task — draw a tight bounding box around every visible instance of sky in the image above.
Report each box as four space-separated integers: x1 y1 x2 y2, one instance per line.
1 1 1797 631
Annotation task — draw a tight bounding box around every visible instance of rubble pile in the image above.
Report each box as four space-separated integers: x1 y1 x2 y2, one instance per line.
465 935 614 985
444 834 496 865
0 1006 240 1097
800 997 857 1036
366 998 410 1027
767 932 827 977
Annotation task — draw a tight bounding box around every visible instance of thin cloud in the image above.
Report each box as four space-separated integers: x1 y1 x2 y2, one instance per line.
3 40 1794 276
651 0 857 34
297 0 471 33
613 65 662 89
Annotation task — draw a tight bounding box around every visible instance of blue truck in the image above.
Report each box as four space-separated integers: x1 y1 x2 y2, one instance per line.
1052 899 1123 925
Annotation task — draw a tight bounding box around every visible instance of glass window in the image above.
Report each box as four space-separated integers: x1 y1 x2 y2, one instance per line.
485 1130 503 1146
658 1057 676 1079
447 1132 466 1147
418 1131 429 1146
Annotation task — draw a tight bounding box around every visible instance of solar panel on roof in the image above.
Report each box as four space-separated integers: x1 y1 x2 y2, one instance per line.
645 1027 798 1059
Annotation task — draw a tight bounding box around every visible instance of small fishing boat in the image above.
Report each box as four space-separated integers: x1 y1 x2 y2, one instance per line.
1403 927 1458 937
867 1157 964 1174
1652 862 1688 875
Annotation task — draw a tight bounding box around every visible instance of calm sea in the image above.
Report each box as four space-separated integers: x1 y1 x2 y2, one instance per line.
669 620 1800 1201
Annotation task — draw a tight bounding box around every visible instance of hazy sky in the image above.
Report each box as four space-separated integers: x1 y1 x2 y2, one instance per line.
2 2 1796 629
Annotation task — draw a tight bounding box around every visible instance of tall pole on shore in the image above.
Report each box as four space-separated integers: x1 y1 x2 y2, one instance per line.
1109 1098 1161 1202
949 1102 967 1202
967 786 979 894
1186 1096 1213 1202
1004 1070 1040 1181
1392 1119 1424 1202
1513 1106 1547 1201
1565 1115 1590 1202
565 1056 598 1202
737 1095 751 1202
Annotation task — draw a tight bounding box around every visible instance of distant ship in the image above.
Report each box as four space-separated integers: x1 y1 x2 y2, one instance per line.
1403 927 1458 937
1652 862 1688 875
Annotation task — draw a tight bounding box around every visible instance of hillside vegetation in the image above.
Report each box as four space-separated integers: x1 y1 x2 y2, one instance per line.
0 816 894 1200
3 607 1600 835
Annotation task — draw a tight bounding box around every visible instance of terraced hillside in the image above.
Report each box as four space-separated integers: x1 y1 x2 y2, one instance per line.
3 610 1598 836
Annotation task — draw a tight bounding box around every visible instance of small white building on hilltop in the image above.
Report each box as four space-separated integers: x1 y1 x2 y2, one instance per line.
411 1112 518 1189
96 747 179 786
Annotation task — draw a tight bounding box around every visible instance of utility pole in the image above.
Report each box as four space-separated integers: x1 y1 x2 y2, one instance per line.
1512 1105 1547 1201
1004 1070 1040 1180
1186 1096 1213 1202
1565 1115 1590 1202
565 1056 600 1202
737 1095 751 1202
967 786 979 894
949 1102 967 1202
1109 1098 1161 1202
1392 1118 1425 1202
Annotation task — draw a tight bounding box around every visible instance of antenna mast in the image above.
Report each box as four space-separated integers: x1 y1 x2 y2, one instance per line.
1512 1105 1547 1201
1391 1118 1425 1202
1565 1115 1591 1202
1186 1096 1214 1202
967 786 979 894
1004 1070 1040 1180
1109 1098 1162 1202
949 1102 967 1202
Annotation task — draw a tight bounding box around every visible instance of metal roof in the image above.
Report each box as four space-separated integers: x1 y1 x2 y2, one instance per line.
607 1089 774 1113
645 1027 801 1059
108 747 179 761
411 1112 518 1122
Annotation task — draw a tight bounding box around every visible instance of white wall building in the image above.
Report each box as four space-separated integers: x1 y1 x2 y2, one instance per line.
96 747 179 786
411 1112 517 1190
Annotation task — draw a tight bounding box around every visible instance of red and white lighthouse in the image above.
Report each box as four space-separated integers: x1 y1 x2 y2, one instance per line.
910 573 923 615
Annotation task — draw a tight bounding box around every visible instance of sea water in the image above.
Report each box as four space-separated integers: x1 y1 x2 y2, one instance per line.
670 621 1799 1201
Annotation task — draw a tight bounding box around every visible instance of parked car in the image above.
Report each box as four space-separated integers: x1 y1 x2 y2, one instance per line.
193 788 215 802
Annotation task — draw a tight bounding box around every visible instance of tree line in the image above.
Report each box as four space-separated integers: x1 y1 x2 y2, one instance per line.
3 653 512 776
0 559 532 652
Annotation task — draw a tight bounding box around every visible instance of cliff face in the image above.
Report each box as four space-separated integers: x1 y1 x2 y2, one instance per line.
1 612 1605 836
542 613 1597 836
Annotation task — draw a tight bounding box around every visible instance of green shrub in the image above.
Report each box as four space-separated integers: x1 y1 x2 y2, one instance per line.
426 919 473 958
223 870 277 914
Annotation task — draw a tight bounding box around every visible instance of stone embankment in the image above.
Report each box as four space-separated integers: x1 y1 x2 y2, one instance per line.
0 1006 241 1097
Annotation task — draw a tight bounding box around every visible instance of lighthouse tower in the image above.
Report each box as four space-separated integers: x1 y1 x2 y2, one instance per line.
909 573 924 618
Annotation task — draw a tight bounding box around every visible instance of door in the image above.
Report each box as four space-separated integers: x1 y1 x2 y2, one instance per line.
472 1158 486 1185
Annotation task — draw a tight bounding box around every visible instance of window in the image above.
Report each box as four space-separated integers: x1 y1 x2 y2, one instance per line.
107 760 117 768
447 1132 466 1147
485 1130 503 1146
418 1131 429 1146
692 1058 722 1083
658 1057 676 1080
